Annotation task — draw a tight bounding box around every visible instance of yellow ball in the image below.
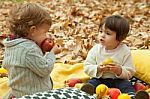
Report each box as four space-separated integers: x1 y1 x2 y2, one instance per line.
96 84 108 96
117 94 131 99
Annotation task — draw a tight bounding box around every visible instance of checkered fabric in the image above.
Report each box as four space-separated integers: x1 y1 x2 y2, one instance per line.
17 88 96 99
130 76 148 86
16 77 148 99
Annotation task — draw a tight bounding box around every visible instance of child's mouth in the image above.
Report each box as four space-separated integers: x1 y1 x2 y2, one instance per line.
100 39 104 42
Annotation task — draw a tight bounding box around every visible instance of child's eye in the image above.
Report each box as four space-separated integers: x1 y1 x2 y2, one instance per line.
106 32 111 35
99 30 103 33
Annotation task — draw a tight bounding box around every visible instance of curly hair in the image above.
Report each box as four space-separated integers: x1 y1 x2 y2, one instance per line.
8 3 52 37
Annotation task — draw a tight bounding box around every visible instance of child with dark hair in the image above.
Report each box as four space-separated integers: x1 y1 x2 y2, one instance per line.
82 15 149 99
2 3 61 98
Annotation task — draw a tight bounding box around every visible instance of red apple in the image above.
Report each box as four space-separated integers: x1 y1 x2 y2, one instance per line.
9 34 15 40
107 88 121 99
41 38 54 52
134 82 147 92
66 78 82 87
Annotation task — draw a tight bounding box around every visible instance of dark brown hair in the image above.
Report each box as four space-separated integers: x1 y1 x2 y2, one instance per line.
100 15 129 41
8 3 52 37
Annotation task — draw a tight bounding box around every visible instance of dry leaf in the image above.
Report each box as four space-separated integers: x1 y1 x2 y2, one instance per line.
0 0 150 64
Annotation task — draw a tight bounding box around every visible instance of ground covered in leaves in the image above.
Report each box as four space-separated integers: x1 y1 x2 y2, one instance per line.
0 0 150 65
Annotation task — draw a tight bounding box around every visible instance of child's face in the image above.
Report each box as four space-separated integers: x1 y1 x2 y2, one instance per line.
98 25 120 50
28 23 51 46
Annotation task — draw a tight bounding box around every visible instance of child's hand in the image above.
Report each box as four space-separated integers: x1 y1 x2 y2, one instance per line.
97 63 122 76
97 65 111 72
105 63 122 76
0 73 8 77
50 44 62 54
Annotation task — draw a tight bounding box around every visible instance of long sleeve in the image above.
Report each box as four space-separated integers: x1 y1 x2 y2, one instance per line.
84 45 103 78
25 48 56 77
116 52 135 79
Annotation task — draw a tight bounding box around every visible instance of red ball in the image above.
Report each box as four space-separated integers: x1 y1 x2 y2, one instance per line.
134 82 147 92
107 88 121 99
66 78 82 87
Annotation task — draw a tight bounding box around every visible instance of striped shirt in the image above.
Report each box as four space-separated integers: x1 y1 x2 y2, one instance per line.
2 38 55 97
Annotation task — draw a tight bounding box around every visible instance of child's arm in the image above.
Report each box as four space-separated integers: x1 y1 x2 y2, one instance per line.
25 47 56 77
108 52 135 80
84 45 103 78
117 52 135 79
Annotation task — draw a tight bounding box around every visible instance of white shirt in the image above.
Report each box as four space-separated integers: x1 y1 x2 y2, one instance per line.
84 43 135 80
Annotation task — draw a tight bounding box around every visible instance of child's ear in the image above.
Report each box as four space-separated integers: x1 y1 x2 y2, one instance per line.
29 26 36 33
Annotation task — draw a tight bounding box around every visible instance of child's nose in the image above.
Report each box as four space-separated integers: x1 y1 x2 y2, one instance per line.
100 32 105 38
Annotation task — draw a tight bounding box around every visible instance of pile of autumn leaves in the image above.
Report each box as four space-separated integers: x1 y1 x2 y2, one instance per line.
0 0 150 64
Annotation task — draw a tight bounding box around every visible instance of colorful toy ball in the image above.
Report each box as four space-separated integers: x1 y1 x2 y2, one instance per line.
107 88 121 99
96 84 108 98
117 93 131 99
